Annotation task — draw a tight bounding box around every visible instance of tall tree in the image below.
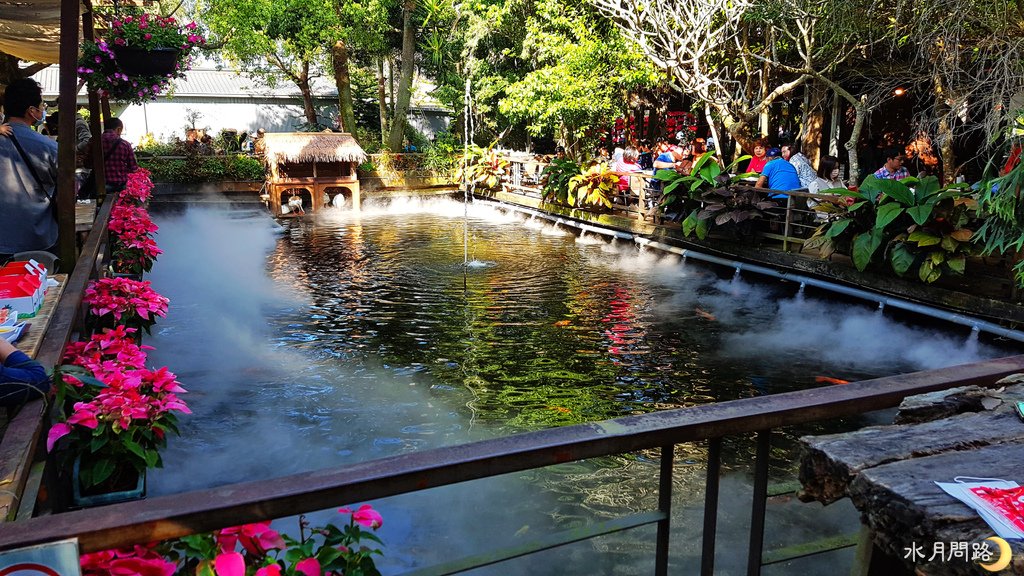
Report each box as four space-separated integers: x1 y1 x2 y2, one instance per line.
387 0 418 150
200 0 337 126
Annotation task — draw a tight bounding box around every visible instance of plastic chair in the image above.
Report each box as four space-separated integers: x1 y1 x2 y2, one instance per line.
12 250 59 272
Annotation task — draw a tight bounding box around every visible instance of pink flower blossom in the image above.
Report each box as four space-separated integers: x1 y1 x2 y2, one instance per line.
214 552 245 576
46 422 72 451
144 33 152 40
352 504 383 529
255 566 282 576
294 558 321 576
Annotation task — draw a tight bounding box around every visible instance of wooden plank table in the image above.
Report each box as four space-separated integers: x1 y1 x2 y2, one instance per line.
75 201 96 233
15 274 68 359
799 384 1024 575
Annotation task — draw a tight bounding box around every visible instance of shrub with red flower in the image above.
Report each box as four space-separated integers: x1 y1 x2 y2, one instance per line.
121 168 155 205
97 507 386 576
81 544 177 576
48 358 189 489
83 276 169 334
109 170 162 274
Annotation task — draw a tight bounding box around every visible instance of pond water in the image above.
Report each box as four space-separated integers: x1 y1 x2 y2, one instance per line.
143 196 1017 575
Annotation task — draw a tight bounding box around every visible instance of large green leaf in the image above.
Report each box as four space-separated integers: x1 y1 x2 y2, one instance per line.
700 161 721 184
947 254 966 274
695 215 709 240
889 243 916 275
682 209 700 237
653 169 678 182
876 179 915 206
918 259 941 283
906 204 935 226
875 203 905 229
852 230 883 271
907 230 941 246
825 218 853 238
913 175 941 201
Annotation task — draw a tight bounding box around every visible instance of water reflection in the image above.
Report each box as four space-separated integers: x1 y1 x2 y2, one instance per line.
143 197 1017 573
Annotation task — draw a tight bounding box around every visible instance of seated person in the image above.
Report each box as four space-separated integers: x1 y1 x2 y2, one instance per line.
755 147 802 195
651 141 675 174
807 155 847 213
0 338 50 407
745 138 769 173
613 148 643 193
873 148 910 180
781 142 816 188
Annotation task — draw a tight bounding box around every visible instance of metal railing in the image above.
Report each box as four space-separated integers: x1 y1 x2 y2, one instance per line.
0 193 117 522
498 158 840 249
2 353 1023 575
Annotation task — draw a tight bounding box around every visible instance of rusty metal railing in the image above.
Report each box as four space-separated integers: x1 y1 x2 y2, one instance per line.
1 354 1023 575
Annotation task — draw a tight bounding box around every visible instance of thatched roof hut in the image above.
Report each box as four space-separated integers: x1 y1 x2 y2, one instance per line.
262 132 367 166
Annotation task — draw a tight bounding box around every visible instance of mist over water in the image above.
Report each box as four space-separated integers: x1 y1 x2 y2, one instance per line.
143 196 1017 574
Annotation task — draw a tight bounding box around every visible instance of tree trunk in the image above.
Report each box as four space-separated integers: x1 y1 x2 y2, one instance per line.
387 0 417 151
845 96 867 184
934 73 956 183
332 40 357 136
298 63 317 126
388 57 396 117
803 81 826 169
377 58 389 146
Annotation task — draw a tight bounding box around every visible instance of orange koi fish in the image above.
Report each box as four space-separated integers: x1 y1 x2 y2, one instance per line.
547 406 572 414
554 320 572 327
815 376 849 385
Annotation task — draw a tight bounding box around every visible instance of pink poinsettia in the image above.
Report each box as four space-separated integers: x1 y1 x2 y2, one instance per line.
80 545 176 576
64 325 149 376
83 276 169 330
216 522 285 556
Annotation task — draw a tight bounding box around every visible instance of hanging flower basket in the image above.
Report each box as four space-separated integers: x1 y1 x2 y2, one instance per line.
112 45 181 76
77 12 204 105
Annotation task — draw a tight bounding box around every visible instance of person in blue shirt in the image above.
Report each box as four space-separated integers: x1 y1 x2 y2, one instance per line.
0 338 49 407
755 147 802 195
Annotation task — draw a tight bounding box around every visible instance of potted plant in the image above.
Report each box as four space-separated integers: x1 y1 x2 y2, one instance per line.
108 202 161 277
77 12 204 104
82 276 170 335
49 328 188 507
567 162 618 210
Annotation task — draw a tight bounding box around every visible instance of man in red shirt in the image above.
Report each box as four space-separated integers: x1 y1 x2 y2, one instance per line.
101 118 138 194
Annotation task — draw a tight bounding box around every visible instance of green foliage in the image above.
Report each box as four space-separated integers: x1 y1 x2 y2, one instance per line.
540 158 582 204
654 152 767 239
455 142 509 190
421 131 460 174
976 153 1024 286
139 154 266 183
805 175 980 283
568 162 617 209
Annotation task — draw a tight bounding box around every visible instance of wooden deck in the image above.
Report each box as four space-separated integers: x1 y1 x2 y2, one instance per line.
799 384 1024 575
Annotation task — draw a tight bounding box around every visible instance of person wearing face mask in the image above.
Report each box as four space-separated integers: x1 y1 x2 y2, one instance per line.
806 155 847 214
0 78 59 260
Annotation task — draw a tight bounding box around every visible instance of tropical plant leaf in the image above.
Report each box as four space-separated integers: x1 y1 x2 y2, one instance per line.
907 230 941 246
695 215 709 239
876 179 915 206
682 210 700 237
875 203 905 229
826 218 853 238
913 175 941 201
715 213 732 226
852 230 883 271
950 228 974 241
947 254 967 274
889 243 916 275
919 259 941 283
906 204 935 226
700 161 721 184
930 250 945 265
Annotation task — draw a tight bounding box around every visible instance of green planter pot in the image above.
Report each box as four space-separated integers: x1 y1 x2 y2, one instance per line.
71 457 146 508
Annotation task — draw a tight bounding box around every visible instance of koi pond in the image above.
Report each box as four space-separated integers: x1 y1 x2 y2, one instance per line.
143 196 1017 575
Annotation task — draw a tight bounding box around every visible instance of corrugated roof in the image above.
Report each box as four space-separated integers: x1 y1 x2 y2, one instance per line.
32 66 452 110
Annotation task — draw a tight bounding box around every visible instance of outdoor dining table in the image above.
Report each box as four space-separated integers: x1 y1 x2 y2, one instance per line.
799 383 1024 575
